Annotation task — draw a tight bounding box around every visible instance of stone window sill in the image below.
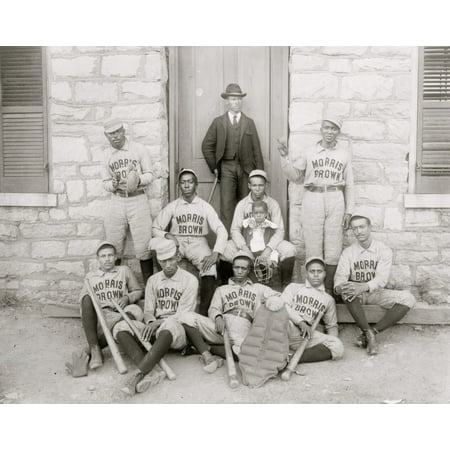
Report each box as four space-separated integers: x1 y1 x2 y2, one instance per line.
404 194 450 209
0 193 58 207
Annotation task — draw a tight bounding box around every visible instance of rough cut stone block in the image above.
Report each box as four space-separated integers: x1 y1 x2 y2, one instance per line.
418 276 449 304
111 104 160 120
0 223 18 240
370 47 412 56
416 265 450 285
395 250 439 264
74 82 118 103
289 102 324 131
352 103 369 117
405 210 440 227
86 179 108 198
53 180 65 194
420 232 450 248
0 208 39 222
394 75 411 100
369 102 410 118
291 73 339 99
386 120 410 142
51 104 91 120
31 241 66 258
355 184 394 204
290 54 327 71
384 164 409 184
322 47 368 56
80 165 103 177
326 102 351 117
122 81 160 100
288 133 321 159
20 223 76 239
352 143 409 161
52 57 97 77
291 47 322 54
342 120 385 140
353 58 411 72
342 75 394 100
352 204 384 228
373 231 418 249
68 239 100 256
384 207 403 230
385 264 412 289
68 199 109 219
52 137 89 162
441 250 450 263
49 209 68 221
144 52 163 80
39 211 50 222
51 82 72 101
76 222 104 237
53 164 77 179
20 279 49 289
66 180 84 203
102 55 141 77
353 161 382 182
0 241 29 258
48 46 75 55
59 280 84 290
132 121 162 143
328 59 352 73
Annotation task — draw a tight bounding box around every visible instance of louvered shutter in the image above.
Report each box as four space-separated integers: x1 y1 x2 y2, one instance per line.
417 46 450 193
0 46 48 193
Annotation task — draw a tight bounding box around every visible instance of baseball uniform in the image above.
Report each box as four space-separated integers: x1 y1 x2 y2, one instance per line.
102 138 154 260
334 239 416 309
280 141 354 265
152 195 228 277
80 265 144 339
179 278 279 352
279 281 344 360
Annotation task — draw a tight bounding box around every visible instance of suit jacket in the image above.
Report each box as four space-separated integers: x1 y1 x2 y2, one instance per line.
202 112 264 176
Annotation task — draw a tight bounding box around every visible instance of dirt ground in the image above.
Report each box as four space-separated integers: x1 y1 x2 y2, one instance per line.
0 305 449 404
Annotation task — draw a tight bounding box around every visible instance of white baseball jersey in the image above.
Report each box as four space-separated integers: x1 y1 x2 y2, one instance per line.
144 267 198 324
80 266 143 308
208 278 278 322
102 139 153 194
152 195 228 254
334 239 393 292
231 194 285 251
280 281 338 334
281 141 354 214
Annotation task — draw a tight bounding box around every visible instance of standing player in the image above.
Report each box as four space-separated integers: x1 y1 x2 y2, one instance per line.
268 257 344 363
222 169 296 288
334 213 416 355
102 118 156 284
178 251 280 372
152 168 228 316
202 83 264 232
66 241 144 377
277 117 354 295
118 238 198 395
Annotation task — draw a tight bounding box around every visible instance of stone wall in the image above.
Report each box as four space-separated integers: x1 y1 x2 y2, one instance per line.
288 46 449 302
0 46 169 303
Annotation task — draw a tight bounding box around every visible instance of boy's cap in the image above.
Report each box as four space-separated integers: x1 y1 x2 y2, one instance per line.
248 169 268 181
96 241 117 255
305 256 325 268
149 238 177 261
104 118 124 133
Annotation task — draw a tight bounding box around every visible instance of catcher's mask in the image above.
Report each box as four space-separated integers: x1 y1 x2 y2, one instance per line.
253 256 273 284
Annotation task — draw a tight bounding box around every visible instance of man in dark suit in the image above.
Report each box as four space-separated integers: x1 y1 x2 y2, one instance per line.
202 83 264 232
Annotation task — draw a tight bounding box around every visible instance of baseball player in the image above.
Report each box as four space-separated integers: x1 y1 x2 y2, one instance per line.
119 238 198 395
222 169 296 288
65 241 144 377
334 213 416 355
277 117 354 295
152 168 228 316
102 118 156 284
267 257 344 363
178 251 281 372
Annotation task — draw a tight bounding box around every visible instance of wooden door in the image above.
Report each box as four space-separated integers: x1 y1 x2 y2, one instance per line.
169 46 289 224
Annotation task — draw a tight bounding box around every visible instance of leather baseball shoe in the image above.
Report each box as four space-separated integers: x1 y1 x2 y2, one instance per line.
364 328 379 356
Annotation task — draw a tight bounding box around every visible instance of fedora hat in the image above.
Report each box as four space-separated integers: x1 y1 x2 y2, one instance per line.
221 83 247 99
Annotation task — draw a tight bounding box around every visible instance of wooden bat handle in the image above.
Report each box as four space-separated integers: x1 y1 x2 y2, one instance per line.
281 312 323 381
109 297 176 381
223 330 239 388
207 176 218 204
84 281 128 375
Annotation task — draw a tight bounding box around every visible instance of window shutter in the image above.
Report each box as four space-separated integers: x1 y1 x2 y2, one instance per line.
0 46 48 193
417 47 450 193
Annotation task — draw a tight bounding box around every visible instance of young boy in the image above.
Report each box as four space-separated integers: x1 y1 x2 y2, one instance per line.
66 241 144 377
267 256 344 363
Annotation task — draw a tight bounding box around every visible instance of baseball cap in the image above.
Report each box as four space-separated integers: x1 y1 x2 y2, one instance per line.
232 250 254 263
322 116 342 130
350 212 372 225
96 241 117 255
248 169 268 181
104 118 124 133
149 238 177 261
305 256 325 269
178 168 198 180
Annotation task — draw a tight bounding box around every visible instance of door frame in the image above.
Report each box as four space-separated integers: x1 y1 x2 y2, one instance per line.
168 46 290 227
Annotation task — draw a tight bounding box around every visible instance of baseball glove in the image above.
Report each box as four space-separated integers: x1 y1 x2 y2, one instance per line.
126 166 140 194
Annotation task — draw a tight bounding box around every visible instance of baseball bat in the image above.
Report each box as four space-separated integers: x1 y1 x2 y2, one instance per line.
223 330 239 388
84 280 128 375
281 312 323 381
207 175 219 204
109 297 176 381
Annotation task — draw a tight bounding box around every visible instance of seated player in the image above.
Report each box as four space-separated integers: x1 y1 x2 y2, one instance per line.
119 238 198 395
334 213 416 355
178 251 281 373
268 257 344 363
152 168 227 316
65 241 143 377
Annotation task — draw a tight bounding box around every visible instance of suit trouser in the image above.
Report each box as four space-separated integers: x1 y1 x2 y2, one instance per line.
302 190 345 265
104 193 152 260
220 159 249 232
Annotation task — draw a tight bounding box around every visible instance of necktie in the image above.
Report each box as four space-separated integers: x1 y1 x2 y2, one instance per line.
233 114 238 128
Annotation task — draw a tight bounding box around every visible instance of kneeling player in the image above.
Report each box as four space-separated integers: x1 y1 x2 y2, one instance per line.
178 251 280 373
268 257 344 363
119 238 198 395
